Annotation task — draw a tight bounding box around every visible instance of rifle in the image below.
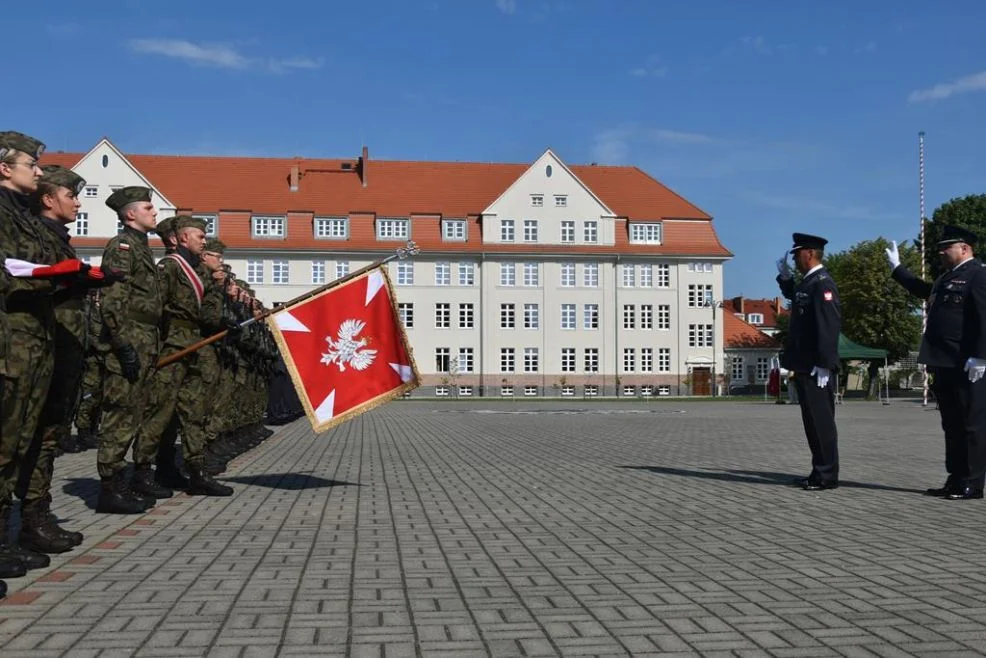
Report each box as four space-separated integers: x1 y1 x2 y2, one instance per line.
156 241 419 368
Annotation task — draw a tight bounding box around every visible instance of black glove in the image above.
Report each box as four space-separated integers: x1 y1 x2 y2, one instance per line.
115 343 141 383
78 265 127 288
224 318 242 335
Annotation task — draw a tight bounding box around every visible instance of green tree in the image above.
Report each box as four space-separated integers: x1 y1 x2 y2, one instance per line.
919 194 986 279
824 238 922 399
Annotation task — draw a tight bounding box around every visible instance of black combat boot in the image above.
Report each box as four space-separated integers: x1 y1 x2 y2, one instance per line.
96 471 148 514
131 466 173 499
0 504 49 570
18 499 74 554
56 431 81 454
0 578 6 599
40 495 82 546
187 466 234 497
76 428 99 451
156 438 189 490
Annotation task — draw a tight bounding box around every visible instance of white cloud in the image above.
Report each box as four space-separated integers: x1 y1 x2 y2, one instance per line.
741 35 773 55
129 38 323 73
496 0 517 14
909 70 986 103
630 55 668 78
591 125 716 164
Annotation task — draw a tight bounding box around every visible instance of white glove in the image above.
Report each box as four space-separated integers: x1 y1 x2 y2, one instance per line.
885 240 900 271
965 357 986 383
810 366 830 388
776 251 793 280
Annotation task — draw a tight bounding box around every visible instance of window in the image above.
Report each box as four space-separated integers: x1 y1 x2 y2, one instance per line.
756 357 770 381
399 303 414 329
641 348 653 372
500 303 515 329
584 221 598 243
732 356 745 382
688 324 713 348
397 262 414 285
500 348 515 372
641 385 654 396
377 218 409 240
748 313 764 325
501 385 514 397
561 348 576 373
639 265 653 288
629 222 662 244
524 348 539 372
584 385 598 396
560 304 576 330
458 263 474 286
73 212 89 236
84 186 98 198
561 385 575 397
623 305 636 330
584 304 599 330
523 219 538 242
561 221 575 243
657 305 671 330
531 194 543 207
335 261 350 279
524 304 539 329
501 219 515 242
435 385 450 397
435 262 451 286
524 385 538 397
583 263 598 287
435 348 451 372
554 195 567 207
499 263 515 286
688 284 714 308
658 385 671 396
584 348 599 372
458 303 474 329
442 219 466 241
523 263 539 287
252 216 285 238
640 304 653 330
560 263 575 287
688 262 713 273
657 264 670 288
623 348 636 373
312 261 326 284
658 348 671 373
622 265 635 288
272 260 289 284
458 386 473 397
315 217 347 239
116 220 124 234
623 385 637 396
435 303 451 328
458 348 474 373
246 260 263 284
194 214 218 237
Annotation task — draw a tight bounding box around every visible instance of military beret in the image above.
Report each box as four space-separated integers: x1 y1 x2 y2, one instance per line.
938 224 978 248
789 232 828 254
172 215 208 232
0 131 45 161
203 238 227 254
106 186 152 212
154 216 175 237
39 164 86 195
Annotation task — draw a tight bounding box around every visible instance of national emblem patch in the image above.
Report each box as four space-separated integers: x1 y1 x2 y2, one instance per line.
823 290 833 301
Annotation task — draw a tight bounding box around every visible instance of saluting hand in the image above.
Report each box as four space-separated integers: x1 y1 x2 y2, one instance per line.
885 240 901 271
776 251 793 280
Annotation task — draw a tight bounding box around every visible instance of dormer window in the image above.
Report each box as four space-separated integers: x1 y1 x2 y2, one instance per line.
442 219 466 241
193 214 218 237
377 217 409 240
748 313 764 325
252 216 285 238
315 217 348 239
629 222 662 245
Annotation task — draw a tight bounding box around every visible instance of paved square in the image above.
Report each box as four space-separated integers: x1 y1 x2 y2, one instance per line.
2 399 984 657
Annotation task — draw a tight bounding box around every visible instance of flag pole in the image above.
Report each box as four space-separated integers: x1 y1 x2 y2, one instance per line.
918 131 929 407
155 241 420 369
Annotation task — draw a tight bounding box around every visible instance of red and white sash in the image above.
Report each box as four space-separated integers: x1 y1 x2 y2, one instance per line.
164 253 204 306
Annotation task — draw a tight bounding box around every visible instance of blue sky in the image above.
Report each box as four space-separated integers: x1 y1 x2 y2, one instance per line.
8 0 986 298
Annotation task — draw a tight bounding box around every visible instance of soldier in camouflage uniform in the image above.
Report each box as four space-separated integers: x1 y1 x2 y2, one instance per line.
74 289 106 450
133 217 232 497
96 186 163 514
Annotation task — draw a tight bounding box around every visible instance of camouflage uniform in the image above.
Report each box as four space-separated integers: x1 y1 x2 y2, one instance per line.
73 290 106 449
96 187 162 513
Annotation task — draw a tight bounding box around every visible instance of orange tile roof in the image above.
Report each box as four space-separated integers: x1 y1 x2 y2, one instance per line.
724 312 781 349
724 297 788 328
43 149 730 257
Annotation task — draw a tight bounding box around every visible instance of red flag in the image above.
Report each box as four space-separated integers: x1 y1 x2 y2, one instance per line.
267 266 419 432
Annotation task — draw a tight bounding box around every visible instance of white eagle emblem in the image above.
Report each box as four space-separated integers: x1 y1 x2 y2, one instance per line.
321 319 377 372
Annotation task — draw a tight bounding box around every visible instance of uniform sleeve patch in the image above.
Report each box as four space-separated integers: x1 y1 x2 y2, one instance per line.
823 290 833 301
118 243 130 250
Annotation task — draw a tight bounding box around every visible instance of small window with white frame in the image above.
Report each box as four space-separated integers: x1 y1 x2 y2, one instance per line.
561 220 575 243
73 212 89 236
523 219 538 242
747 313 764 325
335 260 350 279
458 262 474 286
500 385 514 397
398 302 414 328
435 262 451 286
252 215 285 238
311 260 326 284
623 385 636 396
629 222 662 244
435 385 450 397
458 386 473 397
442 219 466 241
376 217 409 240
584 384 598 397
640 385 654 396
397 261 414 285
501 219 515 242
272 260 289 284
560 263 575 287
658 385 671 396
561 385 575 396
246 259 264 285
193 214 218 237
524 385 538 396
584 220 598 243
583 263 599 287
315 217 347 239
554 195 567 207
84 185 98 198
530 194 543 207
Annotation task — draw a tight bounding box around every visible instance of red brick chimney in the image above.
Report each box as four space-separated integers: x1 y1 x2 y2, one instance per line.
359 145 368 188
731 295 744 314
289 164 300 192
774 296 784 315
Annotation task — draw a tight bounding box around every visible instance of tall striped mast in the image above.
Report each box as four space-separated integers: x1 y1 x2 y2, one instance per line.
919 131 929 407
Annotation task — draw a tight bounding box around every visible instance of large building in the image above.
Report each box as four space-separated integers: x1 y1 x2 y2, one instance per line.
46 139 733 397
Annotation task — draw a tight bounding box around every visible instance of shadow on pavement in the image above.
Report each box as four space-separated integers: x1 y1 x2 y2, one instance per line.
219 472 360 490
62 477 100 510
619 466 925 494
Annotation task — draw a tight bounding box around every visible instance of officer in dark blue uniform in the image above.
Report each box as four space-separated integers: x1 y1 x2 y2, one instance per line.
887 225 986 500
776 233 842 490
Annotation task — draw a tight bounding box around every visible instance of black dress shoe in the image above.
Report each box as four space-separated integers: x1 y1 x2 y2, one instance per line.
925 483 955 497
803 480 839 491
946 486 984 500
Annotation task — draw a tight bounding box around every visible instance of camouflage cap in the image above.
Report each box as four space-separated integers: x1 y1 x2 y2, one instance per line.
234 278 249 289
0 131 45 161
39 164 86 196
203 238 227 254
172 215 208 232
154 216 176 238
106 186 152 212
